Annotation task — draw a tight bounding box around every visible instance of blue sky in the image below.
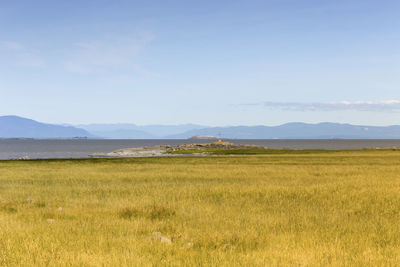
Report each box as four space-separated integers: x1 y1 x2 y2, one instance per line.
0 0 399 126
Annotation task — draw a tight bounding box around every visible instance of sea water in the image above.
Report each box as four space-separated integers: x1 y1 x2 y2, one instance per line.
1 139 400 160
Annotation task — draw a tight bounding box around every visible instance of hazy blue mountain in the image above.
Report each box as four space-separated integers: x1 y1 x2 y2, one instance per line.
78 123 206 139
166 122 400 139
85 129 156 139
77 124 141 132
0 116 94 138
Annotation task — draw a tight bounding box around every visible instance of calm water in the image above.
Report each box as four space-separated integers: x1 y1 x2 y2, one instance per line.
1 139 400 160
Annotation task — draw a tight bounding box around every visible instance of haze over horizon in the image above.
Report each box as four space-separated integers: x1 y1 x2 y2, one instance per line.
4 114 400 128
1 0 399 126
4 114 400 139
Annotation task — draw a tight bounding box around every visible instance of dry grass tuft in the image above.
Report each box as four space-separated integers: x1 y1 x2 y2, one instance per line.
119 205 176 220
0 202 17 213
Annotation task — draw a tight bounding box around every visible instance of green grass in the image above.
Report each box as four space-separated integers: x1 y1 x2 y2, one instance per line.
1 151 400 266
167 147 400 155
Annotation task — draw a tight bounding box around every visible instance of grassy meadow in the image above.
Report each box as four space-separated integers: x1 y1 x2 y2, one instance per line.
1 151 400 266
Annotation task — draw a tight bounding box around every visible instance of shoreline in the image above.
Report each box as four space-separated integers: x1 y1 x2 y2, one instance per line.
2 139 400 160
2 148 400 161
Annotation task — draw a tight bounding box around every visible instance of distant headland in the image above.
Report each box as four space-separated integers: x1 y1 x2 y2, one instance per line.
188 136 219 140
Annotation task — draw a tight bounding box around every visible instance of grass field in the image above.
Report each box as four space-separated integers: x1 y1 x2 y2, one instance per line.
1 151 400 266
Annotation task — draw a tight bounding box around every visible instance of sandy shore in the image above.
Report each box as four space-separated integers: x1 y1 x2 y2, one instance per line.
89 140 263 158
90 146 172 158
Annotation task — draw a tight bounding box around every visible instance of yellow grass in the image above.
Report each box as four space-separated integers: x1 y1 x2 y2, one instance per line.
1 152 400 266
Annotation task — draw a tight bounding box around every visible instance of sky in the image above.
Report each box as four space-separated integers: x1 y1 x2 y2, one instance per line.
0 0 399 126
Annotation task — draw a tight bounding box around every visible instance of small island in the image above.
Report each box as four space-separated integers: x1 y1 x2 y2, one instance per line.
90 140 268 158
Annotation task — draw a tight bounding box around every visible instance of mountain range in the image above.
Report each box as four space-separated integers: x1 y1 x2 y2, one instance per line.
0 116 94 138
78 123 206 139
2 115 400 139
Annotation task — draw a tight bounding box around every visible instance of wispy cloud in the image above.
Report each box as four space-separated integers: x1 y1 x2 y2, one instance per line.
1 41 24 51
14 53 46 68
1 41 45 68
64 33 154 74
246 100 400 112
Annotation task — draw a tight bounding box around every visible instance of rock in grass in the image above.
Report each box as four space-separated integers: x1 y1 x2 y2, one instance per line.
26 198 34 204
147 232 172 244
160 236 172 244
46 218 55 223
221 243 235 249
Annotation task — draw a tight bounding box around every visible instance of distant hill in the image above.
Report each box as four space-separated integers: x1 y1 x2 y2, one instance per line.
78 123 206 139
166 122 400 139
0 116 94 138
83 128 156 139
